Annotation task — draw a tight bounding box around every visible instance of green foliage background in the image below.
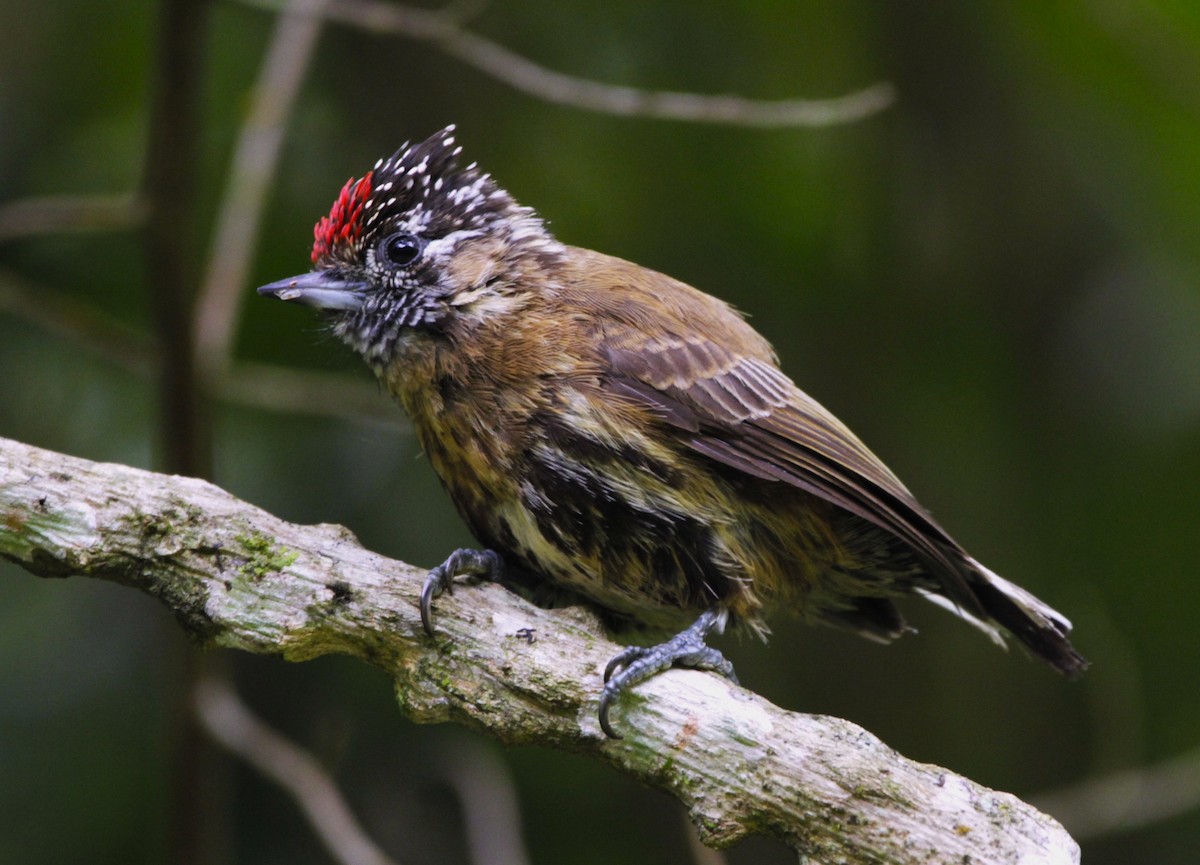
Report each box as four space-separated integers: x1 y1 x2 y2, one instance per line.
2 1 1198 863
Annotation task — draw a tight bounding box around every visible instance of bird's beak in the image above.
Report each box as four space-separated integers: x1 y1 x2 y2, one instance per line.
256 271 368 312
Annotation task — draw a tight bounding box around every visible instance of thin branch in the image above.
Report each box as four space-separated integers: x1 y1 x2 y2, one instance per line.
0 271 402 426
193 0 330 383
0 194 145 240
220 361 404 427
0 269 155 377
239 0 896 127
195 676 401 865
0 436 1079 864
434 733 531 865
436 28 896 127
1033 744 1200 841
437 0 493 27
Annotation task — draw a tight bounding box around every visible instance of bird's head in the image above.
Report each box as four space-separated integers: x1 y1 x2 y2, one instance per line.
258 126 561 364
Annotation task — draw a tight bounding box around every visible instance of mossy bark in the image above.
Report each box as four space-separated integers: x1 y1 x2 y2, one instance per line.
0 435 1079 864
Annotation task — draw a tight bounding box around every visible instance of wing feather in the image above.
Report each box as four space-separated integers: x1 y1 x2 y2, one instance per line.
553 250 1081 669
600 331 981 611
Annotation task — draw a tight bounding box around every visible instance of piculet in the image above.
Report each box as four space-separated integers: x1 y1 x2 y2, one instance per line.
258 127 1087 739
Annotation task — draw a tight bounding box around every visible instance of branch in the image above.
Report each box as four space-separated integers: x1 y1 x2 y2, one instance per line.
0 268 155 377
1032 744 1200 841
219 361 405 427
193 0 330 382
0 436 1079 864
194 676 401 865
0 194 145 240
239 0 896 127
199 675 534 865
0 269 401 426
431 730 532 865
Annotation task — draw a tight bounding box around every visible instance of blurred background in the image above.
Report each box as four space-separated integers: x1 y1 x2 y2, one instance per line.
2 1 1198 863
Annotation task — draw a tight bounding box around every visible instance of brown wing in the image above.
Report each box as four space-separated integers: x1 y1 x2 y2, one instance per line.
599 325 981 612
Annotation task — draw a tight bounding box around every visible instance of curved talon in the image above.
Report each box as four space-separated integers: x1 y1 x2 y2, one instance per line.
418 548 504 636
603 646 646 683
598 681 625 739
597 608 735 739
420 568 449 636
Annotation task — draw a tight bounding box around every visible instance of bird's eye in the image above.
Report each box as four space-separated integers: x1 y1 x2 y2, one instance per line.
380 232 423 267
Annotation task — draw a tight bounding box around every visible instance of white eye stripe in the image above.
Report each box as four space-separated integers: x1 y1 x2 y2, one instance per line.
421 229 483 260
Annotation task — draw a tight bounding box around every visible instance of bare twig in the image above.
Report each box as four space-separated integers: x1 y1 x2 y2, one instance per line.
1033 744 1200 841
220 361 404 427
437 0 493 27
195 676 401 865
0 270 402 426
0 436 1080 864
434 27 896 126
239 0 896 127
0 195 145 240
193 0 330 383
0 268 154 376
435 733 531 865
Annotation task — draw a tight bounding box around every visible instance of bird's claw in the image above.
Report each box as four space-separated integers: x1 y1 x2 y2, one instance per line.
419 548 504 636
598 608 737 739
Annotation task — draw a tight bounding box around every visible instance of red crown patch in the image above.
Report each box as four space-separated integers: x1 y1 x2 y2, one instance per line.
312 172 374 264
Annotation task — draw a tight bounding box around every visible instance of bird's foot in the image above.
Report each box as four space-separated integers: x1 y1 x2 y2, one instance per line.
599 608 738 739
420 548 504 635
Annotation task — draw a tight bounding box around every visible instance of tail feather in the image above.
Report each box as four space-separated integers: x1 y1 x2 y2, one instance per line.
914 587 1007 649
950 557 1089 678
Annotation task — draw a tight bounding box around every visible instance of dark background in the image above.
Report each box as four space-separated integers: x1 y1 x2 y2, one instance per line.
2 1 1198 863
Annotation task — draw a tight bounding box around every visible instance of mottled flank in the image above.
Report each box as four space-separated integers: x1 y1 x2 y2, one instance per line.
264 128 1088 680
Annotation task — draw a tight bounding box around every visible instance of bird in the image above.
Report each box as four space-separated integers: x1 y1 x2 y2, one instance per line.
258 126 1087 739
